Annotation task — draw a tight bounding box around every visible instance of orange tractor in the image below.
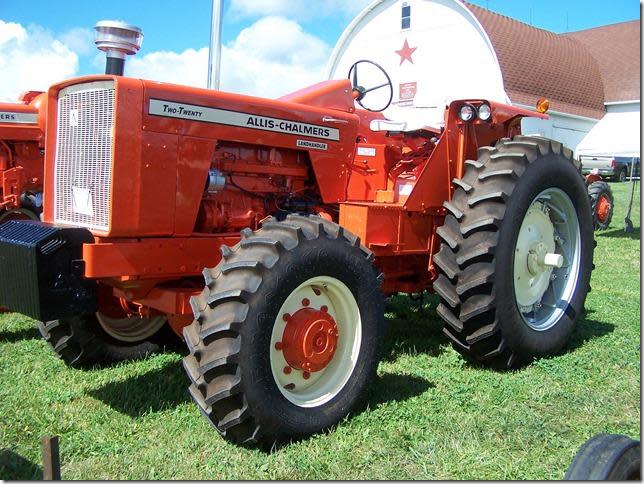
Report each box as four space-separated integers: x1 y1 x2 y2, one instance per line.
0 91 46 222
0 59 594 445
585 174 614 231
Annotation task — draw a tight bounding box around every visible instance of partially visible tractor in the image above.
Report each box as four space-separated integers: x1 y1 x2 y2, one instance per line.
580 155 641 231
0 90 46 222
0 53 595 445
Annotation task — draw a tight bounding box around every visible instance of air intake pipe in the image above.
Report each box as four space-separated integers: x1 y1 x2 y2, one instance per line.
94 20 143 76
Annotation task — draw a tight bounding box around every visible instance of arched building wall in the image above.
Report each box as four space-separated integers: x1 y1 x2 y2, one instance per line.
326 0 509 128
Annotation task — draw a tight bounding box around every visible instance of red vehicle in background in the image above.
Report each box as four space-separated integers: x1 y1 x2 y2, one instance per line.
0 90 46 222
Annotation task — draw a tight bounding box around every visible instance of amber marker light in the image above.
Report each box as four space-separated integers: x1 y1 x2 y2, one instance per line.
536 97 550 114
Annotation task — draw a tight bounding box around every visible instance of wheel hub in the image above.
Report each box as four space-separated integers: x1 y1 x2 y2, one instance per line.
96 312 167 342
596 195 611 223
270 275 361 407
514 204 560 309
527 242 548 275
282 308 339 373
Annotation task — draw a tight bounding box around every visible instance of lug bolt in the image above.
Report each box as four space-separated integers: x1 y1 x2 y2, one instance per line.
302 298 310 307
303 371 311 380
282 313 291 322
283 366 292 375
275 342 283 351
321 305 328 312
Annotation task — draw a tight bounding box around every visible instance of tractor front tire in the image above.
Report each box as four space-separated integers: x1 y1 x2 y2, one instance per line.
434 135 595 369
588 180 614 230
182 214 384 446
39 313 178 367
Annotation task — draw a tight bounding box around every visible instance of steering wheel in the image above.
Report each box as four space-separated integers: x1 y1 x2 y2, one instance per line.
348 60 393 112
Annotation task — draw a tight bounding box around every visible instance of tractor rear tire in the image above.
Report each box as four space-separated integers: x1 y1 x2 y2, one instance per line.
38 313 179 368
564 434 641 480
588 180 614 230
434 135 594 369
182 214 384 446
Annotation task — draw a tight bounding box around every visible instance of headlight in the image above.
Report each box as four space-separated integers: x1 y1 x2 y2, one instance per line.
478 103 492 121
459 104 476 122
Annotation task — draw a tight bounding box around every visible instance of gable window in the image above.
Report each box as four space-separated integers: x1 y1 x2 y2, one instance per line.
402 4 411 30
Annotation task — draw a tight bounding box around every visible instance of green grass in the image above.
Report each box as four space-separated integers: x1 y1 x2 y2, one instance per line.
0 182 640 480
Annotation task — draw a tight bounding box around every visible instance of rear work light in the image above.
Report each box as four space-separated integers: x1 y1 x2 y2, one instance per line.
459 104 476 122
478 103 492 121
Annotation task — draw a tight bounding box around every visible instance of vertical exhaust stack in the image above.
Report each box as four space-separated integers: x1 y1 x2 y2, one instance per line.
94 20 143 76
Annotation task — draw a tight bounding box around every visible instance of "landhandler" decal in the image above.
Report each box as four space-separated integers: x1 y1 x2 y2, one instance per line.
149 99 339 141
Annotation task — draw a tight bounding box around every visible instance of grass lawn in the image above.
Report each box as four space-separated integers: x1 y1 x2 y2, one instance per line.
0 182 640 480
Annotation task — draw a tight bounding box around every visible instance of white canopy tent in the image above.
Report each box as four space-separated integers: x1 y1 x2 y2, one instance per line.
576 110 641 158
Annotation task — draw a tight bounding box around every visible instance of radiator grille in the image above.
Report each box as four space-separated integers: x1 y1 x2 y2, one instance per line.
54 81 115 232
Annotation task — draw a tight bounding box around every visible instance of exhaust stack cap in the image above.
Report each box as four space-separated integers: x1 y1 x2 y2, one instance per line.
94 20 143 75
95 20 143 59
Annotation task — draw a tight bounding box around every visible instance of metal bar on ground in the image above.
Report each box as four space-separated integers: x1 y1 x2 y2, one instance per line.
41 435 61 480
624 157 637 233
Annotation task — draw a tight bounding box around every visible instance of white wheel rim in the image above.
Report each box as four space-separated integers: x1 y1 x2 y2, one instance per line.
513 188 581 331
96 312 166 343
270 276 361 408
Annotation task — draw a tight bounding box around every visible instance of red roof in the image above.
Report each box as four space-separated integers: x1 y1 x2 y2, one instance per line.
466 3 639 119
565 21 640 103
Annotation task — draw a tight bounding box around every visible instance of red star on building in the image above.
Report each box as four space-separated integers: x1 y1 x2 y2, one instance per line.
395 39 417 65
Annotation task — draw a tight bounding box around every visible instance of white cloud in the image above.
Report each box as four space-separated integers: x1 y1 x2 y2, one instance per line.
0 20 79 101
124 16 331 99
228 0 373 21
126 47 209 88
59 27 95 56
0 14 336 102
0 20 26 46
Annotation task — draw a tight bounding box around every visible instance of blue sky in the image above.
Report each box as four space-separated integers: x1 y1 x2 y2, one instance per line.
0 0 639 100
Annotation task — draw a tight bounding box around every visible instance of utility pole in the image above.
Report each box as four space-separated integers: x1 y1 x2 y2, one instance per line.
207 0 224 89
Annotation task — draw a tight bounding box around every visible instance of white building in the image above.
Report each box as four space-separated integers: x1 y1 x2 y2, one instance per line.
326 0 640 158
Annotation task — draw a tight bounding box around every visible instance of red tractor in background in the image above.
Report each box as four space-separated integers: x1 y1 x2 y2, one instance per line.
0 58 595 445
585 174 614 230
0 91 46 222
